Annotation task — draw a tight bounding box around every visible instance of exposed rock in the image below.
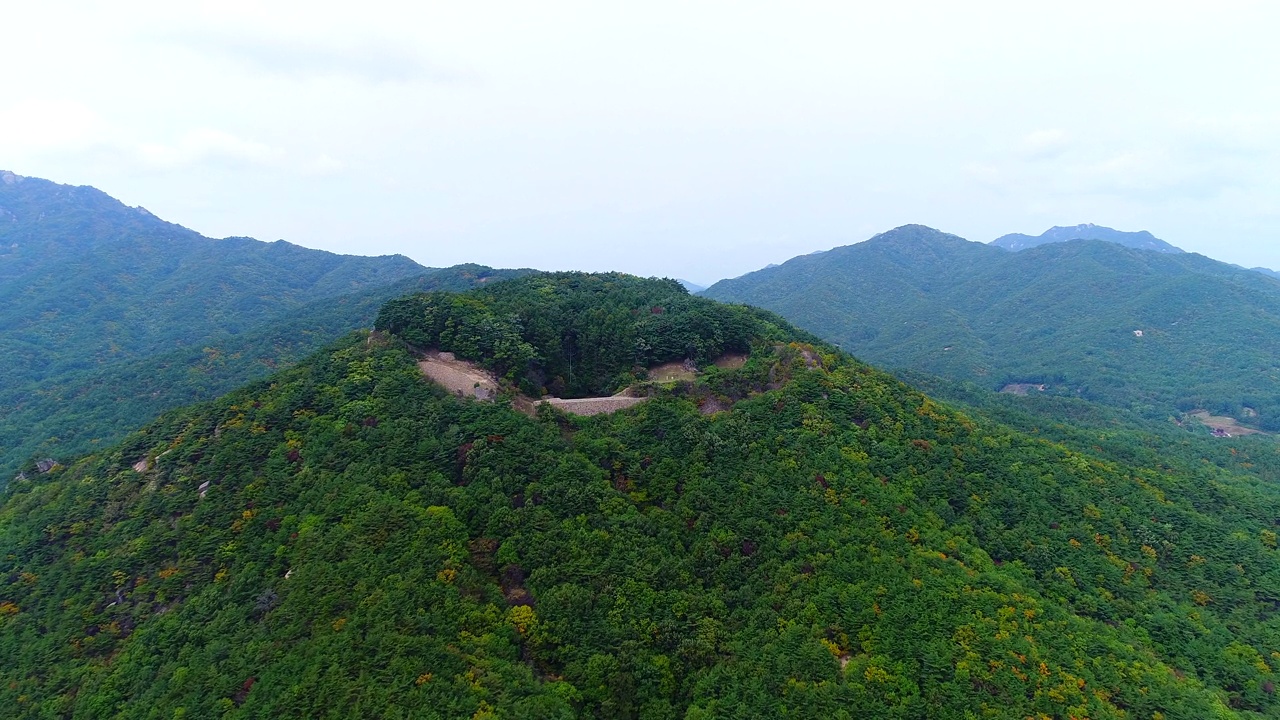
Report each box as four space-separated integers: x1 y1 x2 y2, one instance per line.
417 352 498 401
541 396 647 416
35 458 59 473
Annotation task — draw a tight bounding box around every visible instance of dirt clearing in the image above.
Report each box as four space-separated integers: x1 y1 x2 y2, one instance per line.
417 351 500 400
541 396 648 416
712 353 748 370
1188 410 1266 437
1000 383 1047 395
649 361 698 383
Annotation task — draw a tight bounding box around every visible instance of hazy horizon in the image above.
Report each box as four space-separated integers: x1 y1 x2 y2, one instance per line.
5 2 1280 285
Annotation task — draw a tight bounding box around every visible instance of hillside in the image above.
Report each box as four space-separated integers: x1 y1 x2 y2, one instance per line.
704 225 1280 430
0 172 545 478
0 264 534 480
5 274 1280 716
992 223 1183 253
0 171 425 387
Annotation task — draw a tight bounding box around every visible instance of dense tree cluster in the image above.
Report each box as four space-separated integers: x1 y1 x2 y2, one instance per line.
376 273 802 397
4 276 1280 717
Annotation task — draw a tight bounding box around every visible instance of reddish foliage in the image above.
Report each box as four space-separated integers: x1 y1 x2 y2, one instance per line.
456 442 474 468
233 677 257 706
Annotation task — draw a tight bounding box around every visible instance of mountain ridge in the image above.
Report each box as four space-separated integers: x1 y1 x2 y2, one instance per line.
991 223 1184 253
705 225 1280 429
0 172 535 479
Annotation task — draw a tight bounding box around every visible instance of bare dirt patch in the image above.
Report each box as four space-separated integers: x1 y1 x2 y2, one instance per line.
712 353 748 370
1000 383 1046 396
649 361 698 383
418 351 649 416
417 351 500 400
541 396 648 416
1188 410 1265 437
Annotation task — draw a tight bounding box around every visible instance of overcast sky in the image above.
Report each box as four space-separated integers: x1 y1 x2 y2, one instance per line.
4 1 1279 284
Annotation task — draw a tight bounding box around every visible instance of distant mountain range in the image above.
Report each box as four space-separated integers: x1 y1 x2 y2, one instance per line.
0 171 532 476
705 224 1280 430
991 223 1184 253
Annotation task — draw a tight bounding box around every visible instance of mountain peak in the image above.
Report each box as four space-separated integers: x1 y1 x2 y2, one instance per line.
866 224 967 245
992 224 1183 253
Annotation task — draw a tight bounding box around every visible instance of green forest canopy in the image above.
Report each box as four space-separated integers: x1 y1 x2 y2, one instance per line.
703 225 1280 431
0 265 534 482
4 274 1280 717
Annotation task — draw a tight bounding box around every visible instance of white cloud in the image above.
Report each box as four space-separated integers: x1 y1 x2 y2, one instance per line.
137 128 282 169
165 32 466 84
303 154 346 176
1018 129 1071 160
0 98 101 157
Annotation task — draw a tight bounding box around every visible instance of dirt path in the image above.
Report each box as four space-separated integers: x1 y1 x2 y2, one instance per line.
540 396 648 416
417 351 647 415
418 351 750 417
1000 383 1046 395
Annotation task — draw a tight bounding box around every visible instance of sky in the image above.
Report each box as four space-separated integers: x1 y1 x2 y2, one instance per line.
3 1 1280 285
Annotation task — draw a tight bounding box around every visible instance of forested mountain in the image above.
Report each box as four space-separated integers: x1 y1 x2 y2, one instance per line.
992 223 1183 253
0 171 539 479
704 225 1280 430
5 273 1280 717
0 171 425 386
0 264 534 481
